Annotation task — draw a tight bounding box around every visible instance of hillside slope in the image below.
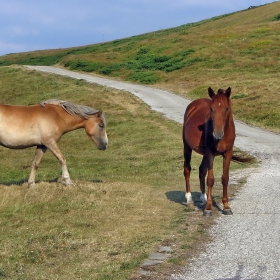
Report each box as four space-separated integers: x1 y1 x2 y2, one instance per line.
1 2 280 131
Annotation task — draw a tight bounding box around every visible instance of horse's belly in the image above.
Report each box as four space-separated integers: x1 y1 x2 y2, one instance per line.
0 127 41 149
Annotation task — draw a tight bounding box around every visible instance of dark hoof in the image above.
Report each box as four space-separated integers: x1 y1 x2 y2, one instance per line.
223 209 233 215
203 210 212 217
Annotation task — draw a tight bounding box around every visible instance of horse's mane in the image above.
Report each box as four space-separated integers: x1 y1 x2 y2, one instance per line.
40 99 100 119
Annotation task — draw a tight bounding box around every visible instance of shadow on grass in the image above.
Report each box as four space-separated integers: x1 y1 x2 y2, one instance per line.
165 190 185 205
0 177 59 186
0 177 103 186
0 179 28 186
165 191 223 213
165 191 202 207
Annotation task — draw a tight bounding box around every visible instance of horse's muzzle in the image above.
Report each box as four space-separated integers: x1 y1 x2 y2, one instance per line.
213 131 224 140
98 139 108 150
98 143 107 150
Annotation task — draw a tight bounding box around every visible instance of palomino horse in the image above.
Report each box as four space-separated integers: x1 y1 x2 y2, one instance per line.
183 87 249 216
0 99 108 185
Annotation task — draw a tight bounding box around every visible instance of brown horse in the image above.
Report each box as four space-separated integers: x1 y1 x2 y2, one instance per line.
183 87 247 216
0 99 108 186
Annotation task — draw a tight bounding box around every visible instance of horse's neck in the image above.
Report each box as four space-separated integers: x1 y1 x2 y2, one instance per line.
62 114 86 132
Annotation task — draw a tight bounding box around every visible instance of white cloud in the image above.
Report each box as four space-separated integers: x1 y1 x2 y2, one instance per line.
9 26 38 37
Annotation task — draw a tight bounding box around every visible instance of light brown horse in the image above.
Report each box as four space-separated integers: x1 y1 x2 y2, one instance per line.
183 87 249 216
0 99 108 185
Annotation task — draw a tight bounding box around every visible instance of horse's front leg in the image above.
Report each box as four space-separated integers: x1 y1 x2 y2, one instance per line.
204 154 215 216
28 145 47 186
221 149 233 215
46 141 73 185
199 156 208 207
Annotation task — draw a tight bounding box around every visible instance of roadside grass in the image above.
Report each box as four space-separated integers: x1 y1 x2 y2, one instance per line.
0 66 250 279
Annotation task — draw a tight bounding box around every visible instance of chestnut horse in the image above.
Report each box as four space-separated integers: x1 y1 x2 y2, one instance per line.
0 99 108 185
183 87 248 216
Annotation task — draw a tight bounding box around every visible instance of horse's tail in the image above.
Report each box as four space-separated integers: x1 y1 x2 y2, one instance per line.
231 153 255 164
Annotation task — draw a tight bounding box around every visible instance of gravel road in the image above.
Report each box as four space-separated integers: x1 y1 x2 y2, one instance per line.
26 66 280 280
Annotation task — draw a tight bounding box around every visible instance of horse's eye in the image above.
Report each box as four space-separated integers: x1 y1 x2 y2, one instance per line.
226 108 229 111
99 123 104 128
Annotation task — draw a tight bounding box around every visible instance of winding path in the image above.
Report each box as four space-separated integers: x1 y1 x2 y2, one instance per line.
26 66 280 280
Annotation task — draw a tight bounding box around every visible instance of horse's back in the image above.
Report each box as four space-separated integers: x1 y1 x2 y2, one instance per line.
0 103 63 128
0 103 65 120
183 98 211 153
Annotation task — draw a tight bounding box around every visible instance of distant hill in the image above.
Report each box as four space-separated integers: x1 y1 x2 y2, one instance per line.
1 1 280 132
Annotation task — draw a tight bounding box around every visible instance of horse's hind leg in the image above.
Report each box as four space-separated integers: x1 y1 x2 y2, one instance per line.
28 145 47 186
221 149 233 215
183 143 194 206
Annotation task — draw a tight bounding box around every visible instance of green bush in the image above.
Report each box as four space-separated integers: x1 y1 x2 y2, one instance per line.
65 60 103 72
272 14 280 21
63 48 204 84
132 48 199 72
98 64 122 75
126 71 159 84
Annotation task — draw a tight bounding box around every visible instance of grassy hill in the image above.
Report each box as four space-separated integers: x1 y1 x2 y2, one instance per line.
1 2 280 131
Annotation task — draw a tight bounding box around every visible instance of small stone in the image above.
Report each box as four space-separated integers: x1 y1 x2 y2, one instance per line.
159 246 172 253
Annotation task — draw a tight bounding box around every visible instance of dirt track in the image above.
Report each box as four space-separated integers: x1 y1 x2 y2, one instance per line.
26 66 280 280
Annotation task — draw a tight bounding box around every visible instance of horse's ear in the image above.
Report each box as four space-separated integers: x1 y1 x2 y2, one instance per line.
225 87 231 98
208 87 215 98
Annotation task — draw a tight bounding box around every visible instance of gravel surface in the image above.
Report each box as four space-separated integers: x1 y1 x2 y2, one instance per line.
26 66 280 280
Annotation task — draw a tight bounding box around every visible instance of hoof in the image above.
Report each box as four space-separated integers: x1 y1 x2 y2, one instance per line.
223 209 233 215
203 210 212 217
62 179 73 186
186 202 195 208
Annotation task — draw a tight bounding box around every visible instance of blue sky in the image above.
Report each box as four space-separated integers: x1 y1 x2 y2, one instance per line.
0 0 276 56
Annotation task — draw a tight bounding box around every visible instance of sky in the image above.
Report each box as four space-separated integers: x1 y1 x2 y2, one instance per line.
0 0 277 56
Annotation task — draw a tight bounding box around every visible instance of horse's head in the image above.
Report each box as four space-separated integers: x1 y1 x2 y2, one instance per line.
208 87 232 140
85 111 108 150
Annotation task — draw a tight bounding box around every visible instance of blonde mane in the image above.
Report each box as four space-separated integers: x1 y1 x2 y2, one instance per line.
40 99 100 119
